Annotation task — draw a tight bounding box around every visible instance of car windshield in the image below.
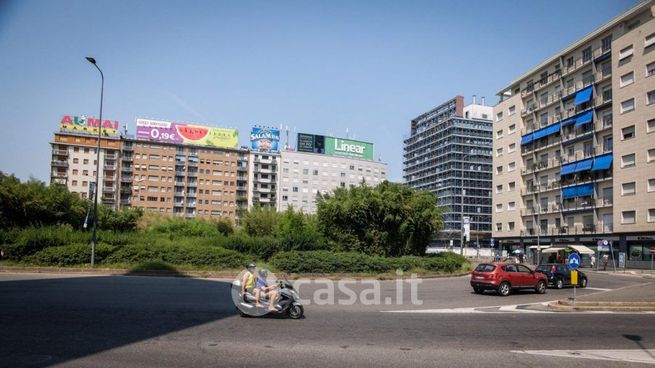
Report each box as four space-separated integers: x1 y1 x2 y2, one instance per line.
474 264 496 272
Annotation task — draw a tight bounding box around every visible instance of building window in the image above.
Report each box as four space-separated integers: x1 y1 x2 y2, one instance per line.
496 112 503 121
648 91 655 105
621 98 635 113
313 170 319 175
71 180 78 186
495 223 502 232
622 125 635 140
507 222 515 231
620 72 634 87
582 47 591 63
644 62 655 79
649 119 655 134
621 182 636 196
508 143 516 153
645 32 655 49
507 202 515 211
619 45 634 60
621 153 635 168
496 129 503 138
495 203 502 213
496 148 503 157
508 182 516 191
508 162 516 171
496 185 502 193
508 106 516 115
649 209 655 222
649 178 655 192
508 124 516 134
648 149 655 163
622 211 636 224
496 166 503 175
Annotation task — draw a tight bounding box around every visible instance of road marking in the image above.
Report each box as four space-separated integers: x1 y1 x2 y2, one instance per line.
586 287 611 291
512 349 655 364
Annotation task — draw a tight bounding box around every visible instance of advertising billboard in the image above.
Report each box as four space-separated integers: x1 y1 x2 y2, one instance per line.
250 127 280 152
297 133 325 154
325 136 374 160
60 115 120 137
136 119 238 149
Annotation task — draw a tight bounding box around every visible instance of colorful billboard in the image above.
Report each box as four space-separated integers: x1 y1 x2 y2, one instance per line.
325 136 374 160
250 127 280 152
136 119 238 149
297 133 374 160
60 115 120 137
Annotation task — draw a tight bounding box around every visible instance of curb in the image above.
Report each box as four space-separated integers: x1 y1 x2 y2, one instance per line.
0 266 471 280
548 299 655 312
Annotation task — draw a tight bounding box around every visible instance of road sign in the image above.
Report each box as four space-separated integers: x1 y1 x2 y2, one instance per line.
568 253 581 269
571 270 578 285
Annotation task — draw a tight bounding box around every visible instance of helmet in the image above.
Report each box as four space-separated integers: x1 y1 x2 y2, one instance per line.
246 263 256 270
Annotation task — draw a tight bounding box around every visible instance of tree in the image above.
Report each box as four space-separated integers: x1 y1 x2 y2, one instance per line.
275 207 325 251
240 206 279 237
316 181 443 256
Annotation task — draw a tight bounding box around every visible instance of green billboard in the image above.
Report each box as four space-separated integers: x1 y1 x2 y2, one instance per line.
325 137 374 160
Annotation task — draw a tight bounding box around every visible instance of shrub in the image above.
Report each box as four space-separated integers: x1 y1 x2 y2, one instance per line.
3 225 88 261
26 243 113 266
270 251 468 274
129 261 179 272
214 234 280 260
104 244 247 269
149 217 220 238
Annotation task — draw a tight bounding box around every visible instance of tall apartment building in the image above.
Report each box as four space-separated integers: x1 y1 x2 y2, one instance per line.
403 96 493 247
493 1 655 265
246 151 280 208
278 134 387 214
50 115 123 209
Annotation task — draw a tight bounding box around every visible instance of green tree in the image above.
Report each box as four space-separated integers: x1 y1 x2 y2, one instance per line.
275 207 325 251
240 206 279 237
316 181 443 256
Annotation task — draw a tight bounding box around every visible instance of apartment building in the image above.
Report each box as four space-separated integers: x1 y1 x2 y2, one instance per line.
50 115 123 209
403 96 493 247
493 1 655 266
246 151 279 209
278 134 387 214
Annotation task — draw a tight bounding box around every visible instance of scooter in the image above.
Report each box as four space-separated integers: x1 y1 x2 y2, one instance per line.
232 277 304 319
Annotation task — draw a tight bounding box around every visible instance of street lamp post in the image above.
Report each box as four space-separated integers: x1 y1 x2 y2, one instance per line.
86 57 103 266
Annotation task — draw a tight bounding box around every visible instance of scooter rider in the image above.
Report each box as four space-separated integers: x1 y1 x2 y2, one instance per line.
241 263 257 301
254 269 279 311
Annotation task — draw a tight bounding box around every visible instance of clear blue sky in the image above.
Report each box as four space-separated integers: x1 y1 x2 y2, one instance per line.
0 0 636 183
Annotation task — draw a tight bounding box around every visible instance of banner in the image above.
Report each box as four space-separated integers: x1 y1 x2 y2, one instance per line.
463 216 471 242
60 115 120 137
250 127 280 152
297 133 325 154
136 119 238 148
325 136 374 160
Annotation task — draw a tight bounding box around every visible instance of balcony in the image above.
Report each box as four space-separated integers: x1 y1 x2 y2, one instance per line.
102 186 116 194
51 172 67 178
187 171 198 177
121 175 133 183
120 198 131 205
562 56 592 77
187 202 196 208
123 145 133 152
187 160 198 167
561 127 594 146
561 198 594 213
53 149 68 156
593 46 611 62
105 153 118 160
174 181 185 186
174 202 184 207
596 197 613 207
103 163 117 171
187 181 197 187
51 160 69 168
120 187 132 194
185 213 197 218
186 192 197 198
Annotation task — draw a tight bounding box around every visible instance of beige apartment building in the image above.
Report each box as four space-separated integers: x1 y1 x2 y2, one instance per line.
493 1 655 266
129 140 240 220
50 131 122 209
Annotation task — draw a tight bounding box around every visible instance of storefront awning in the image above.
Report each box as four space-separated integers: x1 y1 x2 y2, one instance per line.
569 245 595 254
591 153 613 171
574 86 593 106
574 110 593 127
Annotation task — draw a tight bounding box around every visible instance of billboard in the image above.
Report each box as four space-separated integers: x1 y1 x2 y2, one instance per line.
325 136 373 160
250 127 280 152
136 119 238 149
60 115 120 137
297 133 325 154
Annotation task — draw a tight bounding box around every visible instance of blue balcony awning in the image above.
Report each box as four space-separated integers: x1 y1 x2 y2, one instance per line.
533 127 548 140
560 162 577 176
574 86 593 106
574 110 593 127
561 117 576 127
562 183 594 199
591 153 613 171
574 158 593 172
521 133 534 145
543 122 561 136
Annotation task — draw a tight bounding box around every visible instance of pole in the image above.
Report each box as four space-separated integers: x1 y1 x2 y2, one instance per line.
86 57 103 267
460 158 465 256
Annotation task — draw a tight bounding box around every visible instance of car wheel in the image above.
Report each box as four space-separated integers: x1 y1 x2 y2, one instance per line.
555 278 564 289
535 280 546 294
473 287 484 294
579 277 588 288
497 282 511 296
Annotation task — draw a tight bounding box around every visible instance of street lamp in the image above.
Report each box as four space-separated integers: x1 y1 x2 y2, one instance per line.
86 56 103 266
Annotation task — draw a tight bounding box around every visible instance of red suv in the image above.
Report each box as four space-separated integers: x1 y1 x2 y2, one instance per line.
470 263 548 296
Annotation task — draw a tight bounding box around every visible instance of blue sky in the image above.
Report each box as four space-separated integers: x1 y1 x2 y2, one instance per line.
0 0 636 182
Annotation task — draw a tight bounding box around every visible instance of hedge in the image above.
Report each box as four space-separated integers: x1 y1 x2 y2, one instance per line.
27 243 114 266
269 251 468 274
104 244 247 269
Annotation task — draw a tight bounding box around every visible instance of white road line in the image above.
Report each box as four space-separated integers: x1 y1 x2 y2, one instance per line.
512 349 655 364
585 287 612 291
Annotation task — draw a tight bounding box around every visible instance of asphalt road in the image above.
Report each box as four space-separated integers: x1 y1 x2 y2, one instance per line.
1 271 654 367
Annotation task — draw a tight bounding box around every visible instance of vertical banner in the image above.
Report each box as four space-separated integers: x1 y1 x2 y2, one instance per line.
463 216 471 242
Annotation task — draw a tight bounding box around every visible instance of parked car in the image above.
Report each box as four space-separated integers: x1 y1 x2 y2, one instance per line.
470 262 548 296
534 263 588 289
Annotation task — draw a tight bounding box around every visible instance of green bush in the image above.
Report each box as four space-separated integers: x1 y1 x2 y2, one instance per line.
26 243 113 266
129 261 179 272
149 217 220 238
270 251 468 274
213 234 280 260
3 225 88 261
104 243 247 269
